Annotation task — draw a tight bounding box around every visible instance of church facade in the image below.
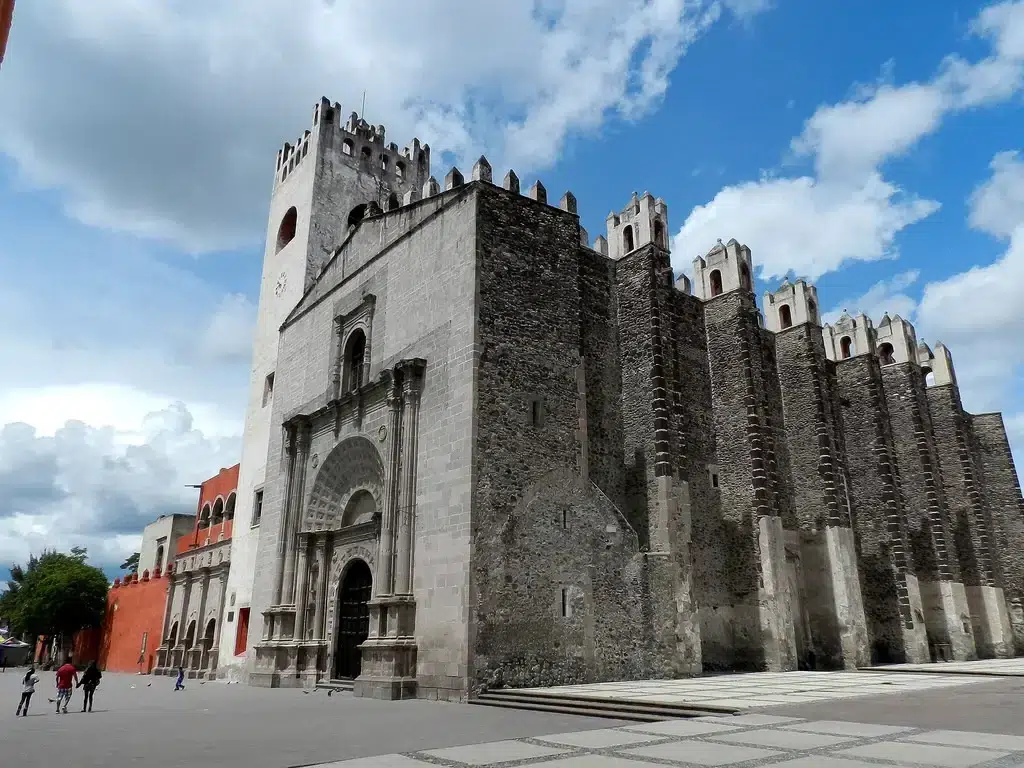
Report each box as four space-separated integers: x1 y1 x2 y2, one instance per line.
223 97 1024 701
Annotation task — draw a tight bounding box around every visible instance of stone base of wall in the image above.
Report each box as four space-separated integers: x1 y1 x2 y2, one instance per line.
758 516 798 671
966 585 1015 658
825 526 871 669
902 574 931 663
920 580 977 660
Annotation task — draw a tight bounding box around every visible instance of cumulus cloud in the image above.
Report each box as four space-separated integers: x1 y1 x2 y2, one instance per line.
0 403 240 572
675 0 1024 281
0 0 763 253
969 150 1024 238
822 270 921 326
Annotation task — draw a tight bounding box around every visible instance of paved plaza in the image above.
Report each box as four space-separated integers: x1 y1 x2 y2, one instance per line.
514 670 987 709
4 664 1024 768
871 658 1024 677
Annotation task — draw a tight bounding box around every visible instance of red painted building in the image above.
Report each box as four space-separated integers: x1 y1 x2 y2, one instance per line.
0 0 15 68
53 464 240 673
154 465 239 679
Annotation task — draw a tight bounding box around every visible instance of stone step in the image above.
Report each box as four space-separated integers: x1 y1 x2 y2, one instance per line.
315 678 355 692
470 690 739 722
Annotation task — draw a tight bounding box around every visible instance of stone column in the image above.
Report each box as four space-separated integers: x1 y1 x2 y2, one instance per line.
394 377 421 596
295 535 311 641
160 572 176 645
273 424 298 606
376 381 403 598
282 421 311 605
313 536 330 639
177 573 193 650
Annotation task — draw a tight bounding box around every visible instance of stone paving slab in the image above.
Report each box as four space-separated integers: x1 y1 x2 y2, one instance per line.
314 714 1024 766
873 658 1024 677
513 670 993 710
836 741 1008 766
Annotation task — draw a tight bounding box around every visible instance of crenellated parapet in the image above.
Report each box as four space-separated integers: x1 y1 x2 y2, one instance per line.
275 97 431 190
822 311 874 361
763 278 821 332
691 238 753 300
605 191 669 260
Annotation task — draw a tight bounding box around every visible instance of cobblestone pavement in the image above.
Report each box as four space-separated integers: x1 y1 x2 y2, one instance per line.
312 713 1024 767
515 670 992 709
871 657 1024 676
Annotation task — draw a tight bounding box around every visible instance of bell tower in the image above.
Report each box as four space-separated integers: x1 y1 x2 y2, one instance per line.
218 97 431 682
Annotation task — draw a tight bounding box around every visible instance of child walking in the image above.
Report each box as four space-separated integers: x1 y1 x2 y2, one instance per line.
174 665 185 691
16 667 39 716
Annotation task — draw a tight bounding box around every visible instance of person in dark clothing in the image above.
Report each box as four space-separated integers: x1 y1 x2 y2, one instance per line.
77 661 101 712
174 665 185 691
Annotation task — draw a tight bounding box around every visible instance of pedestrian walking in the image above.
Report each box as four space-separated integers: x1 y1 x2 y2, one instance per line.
77 661 101 712
174 665 185 691
16 667 39 716
54 657 78 714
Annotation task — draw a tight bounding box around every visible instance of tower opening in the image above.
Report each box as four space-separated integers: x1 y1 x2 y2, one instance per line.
710 269 723 297
347 204 367 230
740 263 752 291
387 192 399 211
342 139 353 156
653 219 666 248
779 304 793 330
623 225 634 253
276 207 297 253
840 336 853 359
807 298 817 323
343 328 367 393
878 342 895 366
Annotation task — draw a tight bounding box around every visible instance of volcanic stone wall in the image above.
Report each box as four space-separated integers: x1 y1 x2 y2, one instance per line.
702 290 787 670
469 185 656 691
773 322 850 667
970 413 1024 650
835 356 918 663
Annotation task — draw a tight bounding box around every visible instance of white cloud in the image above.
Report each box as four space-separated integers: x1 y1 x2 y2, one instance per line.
0 403 240 572
674 1 1024 281
676 173 938 280
969 150 1024 238
0 0 762 253
822 270 921 326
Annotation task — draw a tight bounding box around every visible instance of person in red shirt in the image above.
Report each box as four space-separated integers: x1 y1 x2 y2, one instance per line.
54 658 78 714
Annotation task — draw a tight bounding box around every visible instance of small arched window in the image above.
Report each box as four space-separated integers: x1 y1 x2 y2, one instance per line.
381 155 389 171
342 139 353 156
203 619 216 650
653 219 665 248
924 368 936 387
184 621 197 649
154 544 165 572
807 298 817 323
225 493 236 521
167 621 179 647
387 192 399 211
199 504 211 530
779 304 793 330
740 263 752 292
710 269 724 297
396 161 405 179
360 146 372 167
623 225 635 253
343 328 367 393
840 336 853 359
276 207 297 253
878 343 895 366
211 498 224 527
347 203 367 230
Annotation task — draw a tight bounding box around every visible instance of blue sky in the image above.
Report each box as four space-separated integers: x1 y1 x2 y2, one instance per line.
0 0 1022 579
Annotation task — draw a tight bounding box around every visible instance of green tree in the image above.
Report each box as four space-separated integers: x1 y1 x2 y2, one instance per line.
2 550 108 650
120 552 140 574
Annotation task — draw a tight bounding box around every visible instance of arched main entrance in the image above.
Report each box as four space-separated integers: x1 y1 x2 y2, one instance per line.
334 560 372 679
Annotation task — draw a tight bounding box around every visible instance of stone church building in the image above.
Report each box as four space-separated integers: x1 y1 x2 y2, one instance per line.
223 97 1024 701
